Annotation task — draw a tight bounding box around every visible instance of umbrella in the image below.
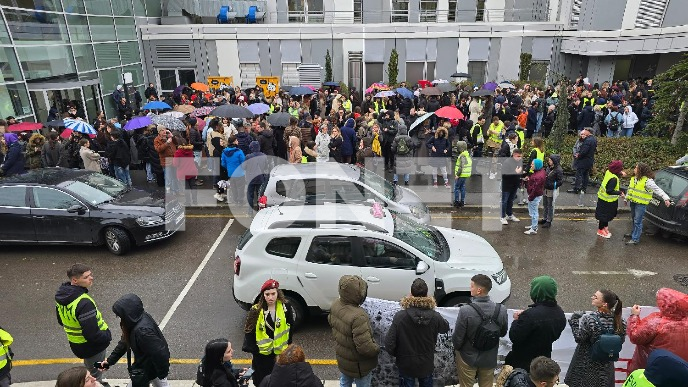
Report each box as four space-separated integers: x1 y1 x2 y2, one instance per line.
280 85 293 93
210 104 254 119
432 79 449 84
63 119 96 135
60 129 95 139
190 106 214 118
471 89 494 97
437 83 456 93
364 87 374 94
289 86 315 96
123 116 153 131
7 122 43 132
247 103 270 115
173 85 186 96
266 112 292 127
45 119 64 128
368 82 389 90
395 88 414 99
190 82 209 92
420 87 442 96
196 118 206 129
451 72 471 78
434 106 465 120
151 114 186 131
409 112 435 137
498 82 516 89
174 104 194 114
143 101 172 110
323 81 339 87
482 82 498 91
374 90 395 98
162 111 185 119
417 80 432 88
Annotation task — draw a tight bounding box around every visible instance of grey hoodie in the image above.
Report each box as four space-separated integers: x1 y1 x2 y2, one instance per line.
545 154 564 190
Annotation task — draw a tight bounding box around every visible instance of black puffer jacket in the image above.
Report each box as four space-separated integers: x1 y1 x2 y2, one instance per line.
504 300 566 370
544 154 564 190
106 294 170 386
258 362 324 387
503 368 534 387
257 129 277 156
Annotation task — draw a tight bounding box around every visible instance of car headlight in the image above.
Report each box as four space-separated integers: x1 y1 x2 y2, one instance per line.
492 268 508 285
409 206 423 218
136 216 165 227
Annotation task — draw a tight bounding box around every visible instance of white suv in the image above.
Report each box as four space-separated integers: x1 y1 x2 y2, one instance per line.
232 203 510 327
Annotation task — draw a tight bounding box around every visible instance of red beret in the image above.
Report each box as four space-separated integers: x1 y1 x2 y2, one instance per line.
260 279 279 294
608 160 624 175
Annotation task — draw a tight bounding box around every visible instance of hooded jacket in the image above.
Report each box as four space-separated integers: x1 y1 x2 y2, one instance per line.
340 118 357 157
643 348 688 387
256 128 276 156
385 296 449 378
526 167 546 201
172 145 197 180
627 288 688 372
41 138 65 168
1 134 25 176
328 275 379 378
54 282 112 359
26 133 45 169
80 146 102 172
504 276 566 369
544 154 564 190
106 138 131 168
106 294 170 385
221 146 245 178
244 141 268 184
258 362 324 387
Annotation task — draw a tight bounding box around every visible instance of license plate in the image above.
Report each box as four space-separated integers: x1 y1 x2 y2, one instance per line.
650 198 660 206
175 214 183 224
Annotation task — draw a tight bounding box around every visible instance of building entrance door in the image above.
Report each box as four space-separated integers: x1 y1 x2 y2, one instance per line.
27 79 103 124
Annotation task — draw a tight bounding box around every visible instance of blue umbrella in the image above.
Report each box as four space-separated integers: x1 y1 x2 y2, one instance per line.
63 119 96 135
143 101 172 110
247 103 270 115
395 88 414 99
123 116 153 131
323 81 338 87
289 86 315 96
374 90 395 98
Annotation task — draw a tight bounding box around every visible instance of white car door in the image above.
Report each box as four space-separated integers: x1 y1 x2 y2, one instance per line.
296 235 361 311
357 236 435 302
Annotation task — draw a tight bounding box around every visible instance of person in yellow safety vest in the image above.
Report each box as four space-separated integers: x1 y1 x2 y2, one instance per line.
243 279 293 387
487 116 505 179
55 264 111 385
582 91 595 108
453 141 472 208
595 160 625 239
527 137 545 174
342 97 352 113
0 326 13 387
373 98 385 113
624 162 671 245
288 101 300 119
470 116 486 158
623 348 688 387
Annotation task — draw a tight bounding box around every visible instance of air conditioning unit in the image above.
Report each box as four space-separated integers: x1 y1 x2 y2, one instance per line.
298 64 323 88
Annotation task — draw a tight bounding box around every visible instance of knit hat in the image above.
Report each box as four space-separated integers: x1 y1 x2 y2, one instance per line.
533 158 543 171
530 275 558 303
260 279 279 294
608 160 623 175
249 140 260 153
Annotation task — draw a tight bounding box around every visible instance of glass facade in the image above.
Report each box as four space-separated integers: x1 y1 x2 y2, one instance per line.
0 0 161 121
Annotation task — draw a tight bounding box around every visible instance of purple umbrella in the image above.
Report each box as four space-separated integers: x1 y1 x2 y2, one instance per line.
482 82 498 91
247 103 270 115
173 85 186 97
123 116 153 131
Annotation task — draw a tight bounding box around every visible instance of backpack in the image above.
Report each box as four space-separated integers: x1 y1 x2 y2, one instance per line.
396 137 410 155
608 112 621 131
589 314 622 362
469 303 502 351
195 356 206 386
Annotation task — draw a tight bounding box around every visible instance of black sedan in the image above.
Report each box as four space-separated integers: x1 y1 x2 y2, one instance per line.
0 168 185 255
645 165 688 237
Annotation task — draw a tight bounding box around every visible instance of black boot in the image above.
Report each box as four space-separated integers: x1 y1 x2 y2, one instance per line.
542 222 552 228
459 201 465 207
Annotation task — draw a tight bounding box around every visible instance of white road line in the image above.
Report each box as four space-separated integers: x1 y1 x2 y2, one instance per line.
572 269 657 278
159 219 234 331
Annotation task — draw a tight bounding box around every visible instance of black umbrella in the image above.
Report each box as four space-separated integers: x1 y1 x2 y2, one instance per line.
437 83 456 93
470 89 494 97
267 112 292 127
323 82 338 87
210 104 254 119
45 119 64 127
451 72 471 78
290 86 316 96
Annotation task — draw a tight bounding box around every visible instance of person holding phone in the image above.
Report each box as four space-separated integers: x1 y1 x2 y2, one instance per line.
202 338 247 387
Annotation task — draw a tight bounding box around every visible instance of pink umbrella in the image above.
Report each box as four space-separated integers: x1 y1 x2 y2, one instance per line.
305 85 318 91
365 87 374 94
60 129 96 139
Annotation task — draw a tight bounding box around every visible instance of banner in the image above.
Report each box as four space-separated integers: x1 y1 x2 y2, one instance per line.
207 76 233 89
256 76 279 99
363 298 657 386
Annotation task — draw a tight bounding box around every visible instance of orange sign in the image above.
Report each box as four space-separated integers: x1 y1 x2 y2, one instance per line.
207 76 233 89
256 76 280 99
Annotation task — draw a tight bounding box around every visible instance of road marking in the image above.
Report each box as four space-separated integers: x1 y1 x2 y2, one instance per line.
13 357 337 366
572 269 658 278
159 219 234 331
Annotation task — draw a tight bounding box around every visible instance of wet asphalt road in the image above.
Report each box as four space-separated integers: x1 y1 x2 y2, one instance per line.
1 207 686 383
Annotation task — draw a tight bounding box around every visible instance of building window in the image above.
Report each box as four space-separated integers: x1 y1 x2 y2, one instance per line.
569 0 582 28
282 64 300 86
0 83 32 119
0 0 62 12
306 0 324 23
3 8 69 44
157 69 196 93
468 61 486 86
15 45 76 80
239 63 260 88
392 0 409 22
635 0 669 29
365 63 384 87
0 47 23 82
288 0 305 22
353 0 362 23
448 0 457 21
476 0 486 21
420 0 437 22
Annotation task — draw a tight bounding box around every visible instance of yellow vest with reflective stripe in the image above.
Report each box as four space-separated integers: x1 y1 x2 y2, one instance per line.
342 100 352 112
0 328 13 374
301 156 308 163
455 151 472 177
517 130 524 148
597 170 620 203
472 124 483 141
627 176 653 205
529 148 545 173
255 301 290 355
488 122 504 144
56 293 109 344
623 369 655 387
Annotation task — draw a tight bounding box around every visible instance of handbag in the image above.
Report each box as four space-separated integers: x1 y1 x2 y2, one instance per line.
127 347 150 387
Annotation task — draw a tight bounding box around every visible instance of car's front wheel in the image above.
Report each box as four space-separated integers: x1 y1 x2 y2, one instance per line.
441 294 471 308
104 227 131 255
284 293 307 330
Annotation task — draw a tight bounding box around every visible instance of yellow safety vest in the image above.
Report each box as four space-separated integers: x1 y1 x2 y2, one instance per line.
254 301 290 355
529 148 545 173
472 124 483 141
342 100 352 112
583 97 595 107
56 293 109 344
597 170 620 203
301 155 308 163
0 328 13 374
488 122 504 145
623 369 655 387
455 151 472 178
517 130 524 148
288 107 299 118
627 176 653 205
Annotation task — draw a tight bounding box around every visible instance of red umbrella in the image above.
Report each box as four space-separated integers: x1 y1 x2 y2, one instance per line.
417 80 432 88
60 129 96 139
7 122 43 132
435 106 465 120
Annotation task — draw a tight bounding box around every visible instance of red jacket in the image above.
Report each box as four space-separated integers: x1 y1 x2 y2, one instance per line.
628 288 688 372
526 169 546 201
172 145 197 180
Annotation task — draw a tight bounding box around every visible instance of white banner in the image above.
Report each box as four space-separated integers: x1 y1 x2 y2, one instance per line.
363 298 657 386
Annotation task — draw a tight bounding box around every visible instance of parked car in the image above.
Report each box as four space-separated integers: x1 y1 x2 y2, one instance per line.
0 168 185 255
258 162 431 223
232 202 510 327
645 165 688 237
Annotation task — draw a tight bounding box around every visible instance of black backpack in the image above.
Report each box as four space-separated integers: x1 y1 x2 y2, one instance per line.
608 112 621 131
195 356 206 386
469 303 502 351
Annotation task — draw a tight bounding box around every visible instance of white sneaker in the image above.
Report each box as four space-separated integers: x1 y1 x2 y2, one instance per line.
507 215 520 222
489 172 496 180
500 217 508 225
525 225 533 229
213 193 223 201
524 228 537 235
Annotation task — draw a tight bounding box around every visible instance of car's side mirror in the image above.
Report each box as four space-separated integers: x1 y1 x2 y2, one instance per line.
416 261 430 275
67 204 86 215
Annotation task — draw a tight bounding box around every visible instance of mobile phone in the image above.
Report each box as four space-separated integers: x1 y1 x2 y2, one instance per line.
239 368 254 380
94 361 109 369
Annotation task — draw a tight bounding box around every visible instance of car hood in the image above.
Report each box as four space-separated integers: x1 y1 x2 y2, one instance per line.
97 188 166 216
435 226 503 270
